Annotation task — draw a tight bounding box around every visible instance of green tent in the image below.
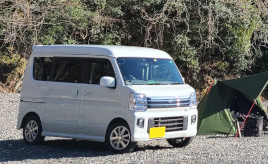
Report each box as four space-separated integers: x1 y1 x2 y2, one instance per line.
197 71 268 135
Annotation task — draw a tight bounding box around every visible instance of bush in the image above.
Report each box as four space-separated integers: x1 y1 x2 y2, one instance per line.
0 0 267 93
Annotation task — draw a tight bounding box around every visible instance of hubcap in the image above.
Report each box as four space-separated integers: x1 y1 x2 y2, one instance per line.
110 126 130 150
24 120 38 142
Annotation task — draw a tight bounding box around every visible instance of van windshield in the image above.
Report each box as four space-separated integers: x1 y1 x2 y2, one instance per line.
117 58 184 85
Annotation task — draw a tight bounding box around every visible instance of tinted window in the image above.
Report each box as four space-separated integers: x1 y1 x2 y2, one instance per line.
53 58 84 83
88 59 115 84
33 57 53 81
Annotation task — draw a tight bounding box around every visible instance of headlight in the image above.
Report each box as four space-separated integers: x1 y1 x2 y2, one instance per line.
189 92 197 110
129 93 147 111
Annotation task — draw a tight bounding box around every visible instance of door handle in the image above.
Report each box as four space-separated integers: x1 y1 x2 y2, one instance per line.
72 88 79 98
84 89 92 95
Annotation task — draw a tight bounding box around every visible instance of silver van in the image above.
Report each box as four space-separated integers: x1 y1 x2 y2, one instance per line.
17 45 197 153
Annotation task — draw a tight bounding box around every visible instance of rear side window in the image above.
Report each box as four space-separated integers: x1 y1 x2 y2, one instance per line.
53 58 84 83
33 57 53 81
33 57 114 84
88 59 115 84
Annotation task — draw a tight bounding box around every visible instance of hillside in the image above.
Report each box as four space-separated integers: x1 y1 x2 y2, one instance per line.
0 0 267 97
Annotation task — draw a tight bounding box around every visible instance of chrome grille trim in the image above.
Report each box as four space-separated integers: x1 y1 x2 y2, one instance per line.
148 116 188 132
147 96 190 108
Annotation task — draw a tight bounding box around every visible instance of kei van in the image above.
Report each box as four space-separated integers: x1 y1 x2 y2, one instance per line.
17 45 197 153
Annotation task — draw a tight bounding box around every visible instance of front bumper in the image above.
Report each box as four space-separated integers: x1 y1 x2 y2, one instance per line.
131 108 197 142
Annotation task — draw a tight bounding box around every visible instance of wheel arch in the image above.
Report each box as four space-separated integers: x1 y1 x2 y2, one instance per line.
20 112 41 128
105 117 130 136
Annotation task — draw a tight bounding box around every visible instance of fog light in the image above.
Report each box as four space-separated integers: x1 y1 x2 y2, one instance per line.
137 118 145 128
191 115 196 124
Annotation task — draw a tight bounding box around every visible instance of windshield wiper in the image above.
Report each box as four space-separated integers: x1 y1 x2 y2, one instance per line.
169 82 183 85
148 82 166 85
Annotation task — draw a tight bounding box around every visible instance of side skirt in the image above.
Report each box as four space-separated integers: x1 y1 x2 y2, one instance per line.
42 131 105 142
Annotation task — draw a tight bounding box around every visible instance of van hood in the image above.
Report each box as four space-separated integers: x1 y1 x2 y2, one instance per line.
128 84 195 98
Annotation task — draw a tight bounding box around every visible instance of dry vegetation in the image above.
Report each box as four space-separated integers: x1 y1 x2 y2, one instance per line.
0 0 267 96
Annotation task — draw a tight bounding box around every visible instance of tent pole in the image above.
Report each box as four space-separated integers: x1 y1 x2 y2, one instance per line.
236 121 241 138
233 100 256 141
206 79 215 95
197 79 215 112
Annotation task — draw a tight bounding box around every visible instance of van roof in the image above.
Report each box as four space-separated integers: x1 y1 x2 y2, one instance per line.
32 45 172 59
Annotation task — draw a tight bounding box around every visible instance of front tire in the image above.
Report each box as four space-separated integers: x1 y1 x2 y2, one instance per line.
23 116 44 145
105 122 137 153
167 137 194 147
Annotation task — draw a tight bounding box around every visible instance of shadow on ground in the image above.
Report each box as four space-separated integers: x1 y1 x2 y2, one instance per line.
206 135 232 139
0 139 171 162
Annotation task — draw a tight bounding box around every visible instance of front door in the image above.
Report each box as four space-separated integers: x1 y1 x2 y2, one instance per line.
43 57 84 134
79 58 117 137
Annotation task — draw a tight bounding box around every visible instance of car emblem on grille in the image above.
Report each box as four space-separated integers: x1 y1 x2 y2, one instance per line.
168 98 173 103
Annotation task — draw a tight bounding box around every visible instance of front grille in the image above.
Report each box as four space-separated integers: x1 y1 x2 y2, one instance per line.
147 97 189 108
148 116 188 132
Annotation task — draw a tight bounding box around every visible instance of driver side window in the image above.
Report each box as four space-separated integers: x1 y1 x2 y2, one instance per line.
88 58 115 84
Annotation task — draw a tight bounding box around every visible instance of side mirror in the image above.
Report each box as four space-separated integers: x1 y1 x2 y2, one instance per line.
100 76 116 88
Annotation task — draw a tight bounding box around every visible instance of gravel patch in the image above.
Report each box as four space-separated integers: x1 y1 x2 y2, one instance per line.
1 93 268 163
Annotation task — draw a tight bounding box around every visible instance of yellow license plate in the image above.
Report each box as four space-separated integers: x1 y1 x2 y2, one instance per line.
149 127 166 139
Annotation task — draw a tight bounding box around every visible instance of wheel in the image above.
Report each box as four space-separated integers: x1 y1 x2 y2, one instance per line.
167 137 194 147
23 116 44 145
105 122 137 153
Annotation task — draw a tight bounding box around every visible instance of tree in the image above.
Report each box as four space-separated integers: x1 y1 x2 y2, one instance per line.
0 0 267 93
